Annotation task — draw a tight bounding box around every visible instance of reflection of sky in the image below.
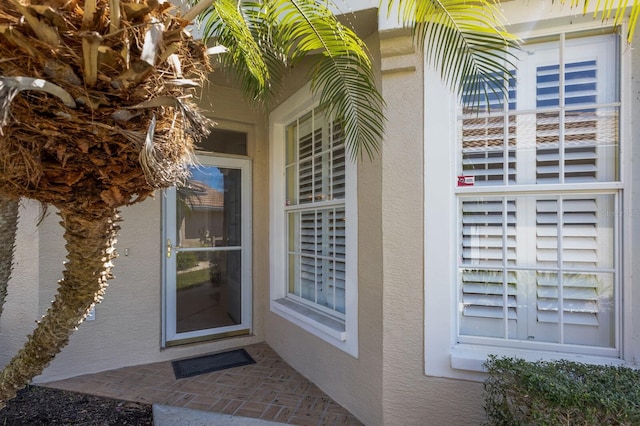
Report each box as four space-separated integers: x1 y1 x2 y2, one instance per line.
189 165 224 191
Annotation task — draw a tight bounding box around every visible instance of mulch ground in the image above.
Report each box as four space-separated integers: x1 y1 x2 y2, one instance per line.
0 385 153 425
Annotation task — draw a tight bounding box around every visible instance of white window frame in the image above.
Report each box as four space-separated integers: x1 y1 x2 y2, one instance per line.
424 22 633 380
269 83 359 357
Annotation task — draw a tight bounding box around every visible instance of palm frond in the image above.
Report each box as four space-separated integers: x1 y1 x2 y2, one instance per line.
214 0 289 104
195 0 384 159
388 0 519 110
201 0 270 95
562 0 640 42
0 76 76 133
266 0 384 158
312 55 383 159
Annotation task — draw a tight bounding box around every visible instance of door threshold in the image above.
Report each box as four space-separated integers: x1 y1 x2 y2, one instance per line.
165 329 251 347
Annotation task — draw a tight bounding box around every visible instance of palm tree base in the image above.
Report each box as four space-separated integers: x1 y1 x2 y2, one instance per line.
0 208 119 407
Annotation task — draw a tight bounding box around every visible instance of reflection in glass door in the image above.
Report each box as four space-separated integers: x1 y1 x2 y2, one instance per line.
163 156 251 345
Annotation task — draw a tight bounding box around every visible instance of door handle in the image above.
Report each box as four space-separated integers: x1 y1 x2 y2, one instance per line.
167 239 181 258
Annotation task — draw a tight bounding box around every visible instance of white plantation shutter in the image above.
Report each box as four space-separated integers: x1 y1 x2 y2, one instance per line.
561 198 600 268
285 109 347 318
299 211 318 300
535 195 614 347
461 199 516 266
535 199 600 326
331 123 346 200
328 208 346 313
460 75 516 186
535 60 602 184
536 273 599 326
460 199 517 338
457 34 619 351
460 194 614 345
461 117 516 185
461 270 517 320
460 269 518 339
297 112 313 203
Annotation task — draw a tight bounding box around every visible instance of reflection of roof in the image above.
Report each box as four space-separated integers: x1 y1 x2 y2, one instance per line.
181 181 223 209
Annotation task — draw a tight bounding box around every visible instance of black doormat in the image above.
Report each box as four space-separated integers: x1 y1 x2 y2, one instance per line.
172 348 256 379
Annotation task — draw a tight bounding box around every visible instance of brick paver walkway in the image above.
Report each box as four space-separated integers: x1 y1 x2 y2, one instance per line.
44 343 362 426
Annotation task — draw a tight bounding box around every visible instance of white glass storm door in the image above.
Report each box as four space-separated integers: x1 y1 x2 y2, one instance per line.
163 156 252 346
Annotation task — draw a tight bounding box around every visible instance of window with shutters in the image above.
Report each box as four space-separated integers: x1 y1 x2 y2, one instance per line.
456 32 621 357
269 85 358 357
285 109 347 317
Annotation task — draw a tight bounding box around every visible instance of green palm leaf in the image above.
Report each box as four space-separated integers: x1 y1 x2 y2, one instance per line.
563 0 640 42
388 0 520 110
267 0 383 158
196 0 385 159
201 0 270 96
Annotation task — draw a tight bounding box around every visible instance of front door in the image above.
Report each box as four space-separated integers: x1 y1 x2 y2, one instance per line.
163 156 252 346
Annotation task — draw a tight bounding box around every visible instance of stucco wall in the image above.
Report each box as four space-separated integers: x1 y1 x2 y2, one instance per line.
0 83 271 383
377 32 487 425
0 200 41 369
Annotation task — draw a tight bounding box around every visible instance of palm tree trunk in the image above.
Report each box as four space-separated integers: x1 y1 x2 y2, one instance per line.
0 195 18 318
0 208 119 407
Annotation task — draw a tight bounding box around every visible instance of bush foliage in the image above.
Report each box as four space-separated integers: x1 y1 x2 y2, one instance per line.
176 251 198 271
483 356 640 425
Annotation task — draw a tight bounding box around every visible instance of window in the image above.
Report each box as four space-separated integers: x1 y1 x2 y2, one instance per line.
286 110 347 315
424 30 626 377
458 33 620 355
196 128 248 156
270 85 358 356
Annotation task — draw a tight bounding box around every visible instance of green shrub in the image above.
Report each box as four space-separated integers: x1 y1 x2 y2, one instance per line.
176 251 198 271
483 356 640 425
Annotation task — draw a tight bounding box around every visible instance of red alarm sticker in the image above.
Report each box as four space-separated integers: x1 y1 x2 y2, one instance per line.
457 175 475 187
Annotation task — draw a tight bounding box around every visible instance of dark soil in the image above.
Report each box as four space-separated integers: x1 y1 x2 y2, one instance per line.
0 385 153 425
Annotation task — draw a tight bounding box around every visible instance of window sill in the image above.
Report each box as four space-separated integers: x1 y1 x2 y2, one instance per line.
451 344 629 375
271 298 346 341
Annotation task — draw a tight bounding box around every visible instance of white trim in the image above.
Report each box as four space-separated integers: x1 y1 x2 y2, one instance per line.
455 182 624 196
424 21 632 380
424 61 458 378
619 22 633 363
269 83 359 357
451 344 628 373
272 298 347 340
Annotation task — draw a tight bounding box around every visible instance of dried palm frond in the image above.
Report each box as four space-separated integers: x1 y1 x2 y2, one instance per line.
0 0 212 217
0 77 76 131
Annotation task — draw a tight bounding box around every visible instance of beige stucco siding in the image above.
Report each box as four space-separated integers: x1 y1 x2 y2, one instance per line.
0 200 41 367
377 33 486 425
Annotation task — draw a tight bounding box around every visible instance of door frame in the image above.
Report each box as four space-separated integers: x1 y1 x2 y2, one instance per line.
161 154 253 347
